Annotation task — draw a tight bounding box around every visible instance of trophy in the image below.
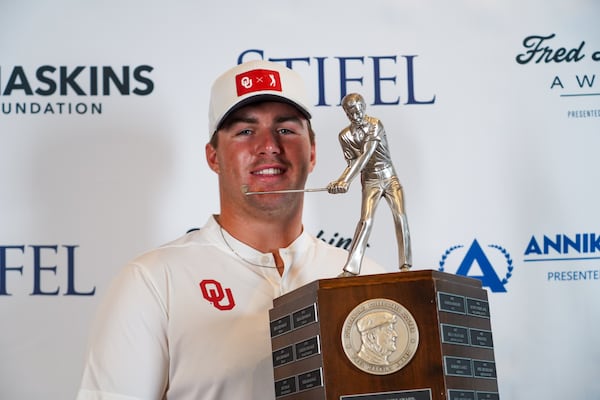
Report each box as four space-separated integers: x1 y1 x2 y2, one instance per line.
269 271 499 400
251 93 500 399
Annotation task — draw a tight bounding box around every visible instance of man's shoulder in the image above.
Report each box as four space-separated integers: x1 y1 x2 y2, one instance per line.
338 125 352 138
127 225 218 269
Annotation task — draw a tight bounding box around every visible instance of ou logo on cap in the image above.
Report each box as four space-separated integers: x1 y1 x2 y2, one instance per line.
235 68 282 96
240 76 253 89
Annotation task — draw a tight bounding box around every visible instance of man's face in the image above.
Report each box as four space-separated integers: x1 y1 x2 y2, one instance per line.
206 101 316 216
344 101 365 125
374 323 398 354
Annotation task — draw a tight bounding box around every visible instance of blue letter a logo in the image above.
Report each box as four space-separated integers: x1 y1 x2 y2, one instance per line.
456 240 507 292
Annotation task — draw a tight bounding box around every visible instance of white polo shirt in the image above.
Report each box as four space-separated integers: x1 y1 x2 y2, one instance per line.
77 215 387 400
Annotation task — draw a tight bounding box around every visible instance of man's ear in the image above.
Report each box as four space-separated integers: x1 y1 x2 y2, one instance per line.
205 143 219 173
309 142 316 173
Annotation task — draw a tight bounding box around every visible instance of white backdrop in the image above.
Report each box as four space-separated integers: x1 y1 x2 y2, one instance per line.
1 0 599 399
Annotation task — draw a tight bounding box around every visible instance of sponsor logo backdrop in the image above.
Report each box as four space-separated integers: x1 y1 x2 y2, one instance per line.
1 0 598 399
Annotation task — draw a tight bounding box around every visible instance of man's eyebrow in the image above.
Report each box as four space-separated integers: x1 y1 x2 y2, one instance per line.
222 113 304 129
224 115 258 127
222 114 258 128
274 114 304 124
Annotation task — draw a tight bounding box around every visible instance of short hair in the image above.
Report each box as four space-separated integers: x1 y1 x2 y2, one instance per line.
342 93 366 110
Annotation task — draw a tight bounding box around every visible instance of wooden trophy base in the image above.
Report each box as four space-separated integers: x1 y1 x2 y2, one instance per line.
269 270 500 400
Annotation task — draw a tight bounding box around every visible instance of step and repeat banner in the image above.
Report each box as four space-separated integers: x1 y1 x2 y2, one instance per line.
1 0 599 399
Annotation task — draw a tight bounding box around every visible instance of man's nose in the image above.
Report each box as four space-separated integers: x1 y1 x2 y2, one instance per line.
256 130 281 154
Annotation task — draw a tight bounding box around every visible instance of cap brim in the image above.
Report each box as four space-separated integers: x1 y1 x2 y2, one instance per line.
214 94 312 133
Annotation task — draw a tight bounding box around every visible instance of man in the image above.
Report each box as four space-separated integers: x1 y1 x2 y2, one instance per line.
356 311 399 366
327 93 412 276
76 60 386 400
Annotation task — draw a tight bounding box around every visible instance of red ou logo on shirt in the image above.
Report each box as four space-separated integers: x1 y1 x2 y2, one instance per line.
199 279 236 311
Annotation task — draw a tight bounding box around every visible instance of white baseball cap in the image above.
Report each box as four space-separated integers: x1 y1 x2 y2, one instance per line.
208 60 312 138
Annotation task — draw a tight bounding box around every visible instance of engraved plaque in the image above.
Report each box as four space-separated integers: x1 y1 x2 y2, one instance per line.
438 292 466 314
293 303 317 328
272 345 294 367
467 298 490 318
470 329 494 348
441 324 470 345
473 360 497 379
476 392 500 400
448 390 476 400
340 388 432 400
444 356 473 377
295 336 320 360
270 315 292 337
274 376 297 397
297 369 322 391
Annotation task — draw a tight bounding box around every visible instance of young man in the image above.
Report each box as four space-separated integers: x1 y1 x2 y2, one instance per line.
76 60 386 400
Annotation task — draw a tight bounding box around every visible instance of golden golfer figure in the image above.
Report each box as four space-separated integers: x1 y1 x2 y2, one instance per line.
327 93 412 276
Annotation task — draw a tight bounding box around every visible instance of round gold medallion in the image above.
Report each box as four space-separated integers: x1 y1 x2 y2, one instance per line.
341 298 419 375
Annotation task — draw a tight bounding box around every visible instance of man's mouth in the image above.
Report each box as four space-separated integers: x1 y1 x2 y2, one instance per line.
253 167 284 176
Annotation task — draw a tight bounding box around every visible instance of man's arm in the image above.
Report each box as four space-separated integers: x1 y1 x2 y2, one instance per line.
76 263 169 400
328 124 380 194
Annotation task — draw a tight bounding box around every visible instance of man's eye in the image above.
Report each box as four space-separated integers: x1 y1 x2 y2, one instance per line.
237 129 253 136
278 128 293 135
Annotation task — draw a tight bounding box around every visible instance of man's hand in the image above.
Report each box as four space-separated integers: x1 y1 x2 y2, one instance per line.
327 179 349 194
